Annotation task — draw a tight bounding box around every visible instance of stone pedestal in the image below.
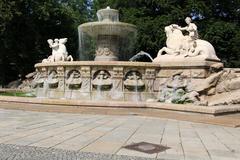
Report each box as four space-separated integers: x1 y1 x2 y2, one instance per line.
95 35 120 61
111 67 124 100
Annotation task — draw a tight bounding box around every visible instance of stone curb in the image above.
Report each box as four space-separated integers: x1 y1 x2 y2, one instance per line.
0 96 239 115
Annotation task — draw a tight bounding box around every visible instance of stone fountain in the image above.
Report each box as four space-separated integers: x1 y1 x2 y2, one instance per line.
33 7 158 101
78 6 137 61
33 8 240 107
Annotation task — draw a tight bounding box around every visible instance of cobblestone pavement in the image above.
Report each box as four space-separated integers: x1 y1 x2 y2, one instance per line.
0 109 240 160
0 144 157 160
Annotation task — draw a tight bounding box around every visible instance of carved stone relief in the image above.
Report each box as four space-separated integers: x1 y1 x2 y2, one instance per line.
124 71 145 92
47 70 59 89
92 70 112 91
66 70 82 89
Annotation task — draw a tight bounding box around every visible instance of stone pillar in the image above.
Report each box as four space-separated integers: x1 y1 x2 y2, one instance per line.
80 66 91 100
36 67 48 98
64 68 81 99
111 67 124 100
57 66 65 88
145 68 156 99
52 66 65 98
47 66 64 99
145 68 156 92
95 35 120 61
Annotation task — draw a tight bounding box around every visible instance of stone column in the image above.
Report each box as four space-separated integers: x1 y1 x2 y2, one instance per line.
55 66 65 98
80 66 91 100
145 68 156 99
95 35 120 61
111 67 124 100
36 67 48 98
145 68 156 92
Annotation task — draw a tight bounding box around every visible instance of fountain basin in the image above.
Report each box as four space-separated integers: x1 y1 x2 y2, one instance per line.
79 22 136 37
78 7 137 61
79 22 137 61
78 22 136 37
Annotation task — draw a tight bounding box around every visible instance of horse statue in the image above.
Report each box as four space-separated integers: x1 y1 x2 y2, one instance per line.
153 24 220 62
42 38 73 63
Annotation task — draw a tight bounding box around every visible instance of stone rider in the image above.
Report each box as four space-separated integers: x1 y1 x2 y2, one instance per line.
173 17 199 54
175 17 198 40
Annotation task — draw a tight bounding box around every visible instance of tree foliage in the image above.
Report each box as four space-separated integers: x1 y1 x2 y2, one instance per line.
0 0 90 85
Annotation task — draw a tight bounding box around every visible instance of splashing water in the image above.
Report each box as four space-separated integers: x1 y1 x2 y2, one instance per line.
95 81 103 101
129 51 154 62
131 76 142 102
110 80 124 100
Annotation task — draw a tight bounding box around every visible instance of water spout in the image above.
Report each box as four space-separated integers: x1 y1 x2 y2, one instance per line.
95 83 103 100
129 51 154 62
132 78 141 101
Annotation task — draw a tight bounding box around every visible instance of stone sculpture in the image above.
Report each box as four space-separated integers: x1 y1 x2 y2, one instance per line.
191 64 240 105
153 17 220 62
124 71 145 91
66 70 82 89
42 38 73 63
154 61 240 106
47 70 58 88
157 73 200 104
32 72 45 88
92 70 112 90
175 17 199 41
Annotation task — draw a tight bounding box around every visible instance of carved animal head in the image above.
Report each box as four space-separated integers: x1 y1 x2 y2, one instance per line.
59 38 68 44
47 39 53 45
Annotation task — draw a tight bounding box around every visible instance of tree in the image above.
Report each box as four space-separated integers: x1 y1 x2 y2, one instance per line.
0 0 91 85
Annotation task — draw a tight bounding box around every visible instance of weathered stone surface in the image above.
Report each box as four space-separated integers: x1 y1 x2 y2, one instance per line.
207 90 240 106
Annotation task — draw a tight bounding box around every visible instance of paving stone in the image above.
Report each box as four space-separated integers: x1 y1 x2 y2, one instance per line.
0 109 240 160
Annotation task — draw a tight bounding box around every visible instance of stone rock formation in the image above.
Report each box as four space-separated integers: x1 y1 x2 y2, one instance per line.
191 64 240 106
157 72 200 104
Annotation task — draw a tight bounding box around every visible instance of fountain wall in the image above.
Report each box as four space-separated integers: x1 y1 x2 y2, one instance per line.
34 60 221 102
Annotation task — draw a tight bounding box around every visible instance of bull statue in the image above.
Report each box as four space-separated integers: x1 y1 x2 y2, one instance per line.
153 17 220 62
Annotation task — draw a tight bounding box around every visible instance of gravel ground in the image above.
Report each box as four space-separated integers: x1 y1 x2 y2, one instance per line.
0 144 168 160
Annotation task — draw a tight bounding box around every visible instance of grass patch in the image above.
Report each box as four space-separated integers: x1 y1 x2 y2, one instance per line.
0 92 36 97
